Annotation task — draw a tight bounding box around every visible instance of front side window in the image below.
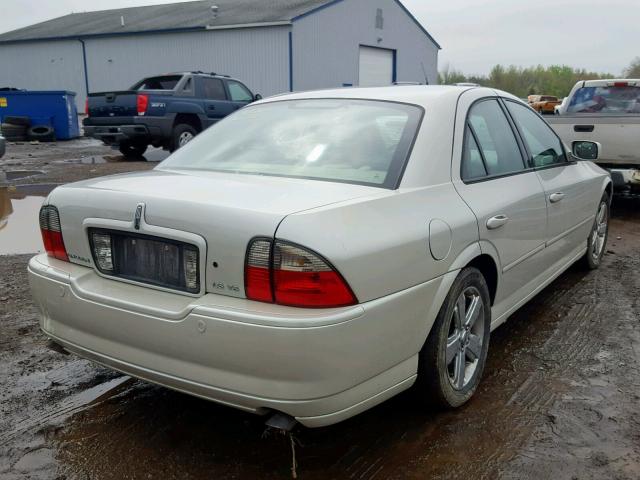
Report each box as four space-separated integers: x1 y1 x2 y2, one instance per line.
467 100 525 177
202 78 227 100
567 85 640 114
227 81 253 102
159 99 423 188
506 101 567 167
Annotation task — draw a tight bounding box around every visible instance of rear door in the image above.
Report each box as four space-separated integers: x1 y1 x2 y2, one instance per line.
453 96 548 309
503 99 601 261
198 77 235 127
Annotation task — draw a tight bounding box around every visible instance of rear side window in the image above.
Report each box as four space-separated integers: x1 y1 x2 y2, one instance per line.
466 100 525 178
461 126 487 180
202 78 227 100
567 85 640 114
132 75 182 90
505 101 567 167
227 81 253 102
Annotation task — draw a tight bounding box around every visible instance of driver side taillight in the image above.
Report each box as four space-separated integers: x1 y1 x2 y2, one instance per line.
39 205 69 262
245 239 357 308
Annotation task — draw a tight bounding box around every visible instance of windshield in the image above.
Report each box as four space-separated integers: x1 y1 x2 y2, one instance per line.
567 85 640 114
131 75 183 91
159 99 423 188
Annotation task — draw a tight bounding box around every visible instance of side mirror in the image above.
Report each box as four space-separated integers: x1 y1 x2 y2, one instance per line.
572 141 600 161
253 93 263 101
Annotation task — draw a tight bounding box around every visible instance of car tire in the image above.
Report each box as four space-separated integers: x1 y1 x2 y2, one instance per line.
582 192 610 270
1 123 27 141
28 125 55 142
119 140 148 159
3 116 31 127
416 267 492 408
170 124 198 152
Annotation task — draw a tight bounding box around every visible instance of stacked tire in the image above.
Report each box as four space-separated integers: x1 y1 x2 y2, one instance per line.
1 116 56 142
1 116 30 141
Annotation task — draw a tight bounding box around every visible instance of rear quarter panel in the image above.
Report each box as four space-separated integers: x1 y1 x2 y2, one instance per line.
275 184 479 304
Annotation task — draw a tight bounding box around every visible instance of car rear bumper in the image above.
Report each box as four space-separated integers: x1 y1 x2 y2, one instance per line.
83 117 171 145
609 168 640 191
28 254 451 427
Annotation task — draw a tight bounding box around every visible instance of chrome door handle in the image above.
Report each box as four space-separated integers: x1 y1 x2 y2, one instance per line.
549 192 565 203
486 215 509 230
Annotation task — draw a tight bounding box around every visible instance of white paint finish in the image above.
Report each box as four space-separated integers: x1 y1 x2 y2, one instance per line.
292 0 439 91
29 86 612 427
358 46 394 87
0 40 86 105
84 27 290 100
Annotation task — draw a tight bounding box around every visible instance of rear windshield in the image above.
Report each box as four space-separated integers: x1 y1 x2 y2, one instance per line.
567 85 640 114
131 75 183 91
159 99 423 189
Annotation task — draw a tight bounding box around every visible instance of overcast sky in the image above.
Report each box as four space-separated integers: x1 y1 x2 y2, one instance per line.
0 0 637 76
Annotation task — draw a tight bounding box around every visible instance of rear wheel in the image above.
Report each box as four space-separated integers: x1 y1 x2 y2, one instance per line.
119 140 148 159
582 192 610 270
170 124 198 152
417 267 491 408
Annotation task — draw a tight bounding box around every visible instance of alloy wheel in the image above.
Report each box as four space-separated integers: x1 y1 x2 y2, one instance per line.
591 201 608 261
446 286 485 390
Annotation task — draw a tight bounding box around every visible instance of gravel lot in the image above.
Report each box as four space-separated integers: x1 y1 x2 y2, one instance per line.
1 139 639 480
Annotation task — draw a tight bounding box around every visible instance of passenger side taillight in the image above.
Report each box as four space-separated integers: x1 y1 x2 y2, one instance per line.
137 94 149 116
245 239 356 308
85 98 90 116
39 205 69 262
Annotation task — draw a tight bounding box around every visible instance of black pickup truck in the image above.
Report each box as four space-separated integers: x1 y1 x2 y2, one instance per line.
83 72 261 158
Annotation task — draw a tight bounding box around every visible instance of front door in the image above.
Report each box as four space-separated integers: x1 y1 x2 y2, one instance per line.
503 100 601 263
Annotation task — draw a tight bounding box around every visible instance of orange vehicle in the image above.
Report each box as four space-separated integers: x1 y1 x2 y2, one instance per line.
528 95 561 114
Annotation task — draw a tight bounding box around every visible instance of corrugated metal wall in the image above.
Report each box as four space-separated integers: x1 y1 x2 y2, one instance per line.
0 40 87 103
84 27 290 101
292 0 438 91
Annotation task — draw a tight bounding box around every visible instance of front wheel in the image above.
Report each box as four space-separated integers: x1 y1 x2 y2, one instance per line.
582 192 610 270
170 124 198 152
417 267 491 408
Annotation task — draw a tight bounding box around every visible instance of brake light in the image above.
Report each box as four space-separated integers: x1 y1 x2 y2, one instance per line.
137 94 149 116
85 98 90 116
245 239 273 303
39 205 69 262
245 239 357 308
613 82 628 87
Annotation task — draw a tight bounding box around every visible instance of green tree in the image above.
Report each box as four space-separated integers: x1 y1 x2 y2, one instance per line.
624 58 640 78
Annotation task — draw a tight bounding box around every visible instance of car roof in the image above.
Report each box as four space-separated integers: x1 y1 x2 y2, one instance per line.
259 85 522 109
581 79 639 87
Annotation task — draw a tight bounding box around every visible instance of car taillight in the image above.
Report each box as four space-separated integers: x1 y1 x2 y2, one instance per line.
137 94 149 116
245 239 273 303
245 239 357 308
85 98 90 116
39 205 69 262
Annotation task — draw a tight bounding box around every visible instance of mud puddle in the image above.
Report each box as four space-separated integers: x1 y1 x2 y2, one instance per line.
0 184 58 255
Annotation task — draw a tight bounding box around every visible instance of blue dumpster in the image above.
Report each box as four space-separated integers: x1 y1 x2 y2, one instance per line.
0 90 80 140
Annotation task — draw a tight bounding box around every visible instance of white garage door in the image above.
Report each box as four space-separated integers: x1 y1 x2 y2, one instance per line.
358 46 394 87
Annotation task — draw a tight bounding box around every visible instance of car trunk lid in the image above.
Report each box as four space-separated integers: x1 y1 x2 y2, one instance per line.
48 170 388 299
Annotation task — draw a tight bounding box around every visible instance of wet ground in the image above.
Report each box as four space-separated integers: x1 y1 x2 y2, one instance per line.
0 139 639 480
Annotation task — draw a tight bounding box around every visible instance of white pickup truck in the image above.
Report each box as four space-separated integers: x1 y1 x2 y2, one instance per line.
547 79 640 194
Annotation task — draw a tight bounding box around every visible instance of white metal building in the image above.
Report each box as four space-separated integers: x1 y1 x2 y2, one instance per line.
0 0 440 107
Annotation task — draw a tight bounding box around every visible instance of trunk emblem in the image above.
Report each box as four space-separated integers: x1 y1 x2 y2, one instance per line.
134 204 144 230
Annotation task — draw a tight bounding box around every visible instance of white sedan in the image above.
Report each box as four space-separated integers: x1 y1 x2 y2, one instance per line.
29 86 611 427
